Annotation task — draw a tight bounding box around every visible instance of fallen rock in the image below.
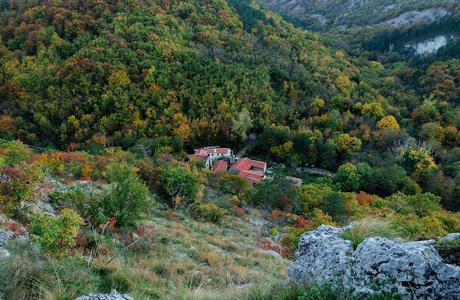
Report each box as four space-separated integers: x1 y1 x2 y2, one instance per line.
75 289 133 300
0 248 10 260
20 200 56 217
0 229 13 261
264 249 282 258
288 225 460 299
0 230 14 248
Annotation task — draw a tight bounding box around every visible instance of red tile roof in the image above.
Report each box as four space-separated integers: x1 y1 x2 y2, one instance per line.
239 170 264 181
230 158 267 185
193 147 231 157
192 149 208 158
189 154 207 161
230 158 266 172
204 147 231 154
212 160 228 173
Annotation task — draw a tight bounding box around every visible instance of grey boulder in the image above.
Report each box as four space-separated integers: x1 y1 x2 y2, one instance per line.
288 225 460 299
0 230 13 248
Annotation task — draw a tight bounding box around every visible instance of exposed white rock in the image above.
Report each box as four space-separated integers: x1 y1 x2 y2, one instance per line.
0 229 14 261
385 8 448 27
75 289 133 300
0 248 10 260
405 35 451 56
288 225 353 286
0 230 13 248
288 225 460 299
440 233 460 242
264 249 282 258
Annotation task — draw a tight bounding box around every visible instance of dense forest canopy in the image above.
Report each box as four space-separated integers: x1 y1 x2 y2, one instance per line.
0 0 459 211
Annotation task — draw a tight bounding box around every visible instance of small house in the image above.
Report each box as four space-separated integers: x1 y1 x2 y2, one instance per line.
230 158 267 187
189 146 234 169
285 176 303 187
212 160 228 173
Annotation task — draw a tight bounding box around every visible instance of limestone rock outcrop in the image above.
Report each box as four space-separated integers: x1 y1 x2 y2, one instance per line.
75 289 133 300
288 225 460 299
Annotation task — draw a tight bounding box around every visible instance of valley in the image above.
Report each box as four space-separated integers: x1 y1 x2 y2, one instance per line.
0 0 459 299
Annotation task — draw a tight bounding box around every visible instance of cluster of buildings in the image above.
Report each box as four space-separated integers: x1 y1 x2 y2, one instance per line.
189 146 267 187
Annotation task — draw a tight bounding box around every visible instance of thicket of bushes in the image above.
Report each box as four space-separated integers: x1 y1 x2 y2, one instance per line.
1 139 459 255
244 171 460 253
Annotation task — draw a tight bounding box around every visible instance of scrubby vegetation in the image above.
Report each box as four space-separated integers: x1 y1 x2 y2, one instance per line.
0 139 458 298
1 0 460 212
435 237 460 266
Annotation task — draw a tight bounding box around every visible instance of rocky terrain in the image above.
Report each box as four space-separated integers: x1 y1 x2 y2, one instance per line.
76 290 133 300
288 225 460 299
257 0 456 30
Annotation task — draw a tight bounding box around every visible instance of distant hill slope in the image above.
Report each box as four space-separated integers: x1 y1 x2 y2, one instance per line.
0 0 409 150
258 0 458 31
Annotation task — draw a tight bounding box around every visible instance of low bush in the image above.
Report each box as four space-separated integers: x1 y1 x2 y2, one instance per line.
30 208 84 255
435 237 460 266
0 140 31 165
193 202 225 223
245 283 400 300
49 187 108 227
340 218 400 248
281 209 335 250
0 164 43 218
96 268 133 294
218 174 249 195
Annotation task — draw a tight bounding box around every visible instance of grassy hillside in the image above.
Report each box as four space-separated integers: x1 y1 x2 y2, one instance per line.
1 139 459 299
2 0 460 211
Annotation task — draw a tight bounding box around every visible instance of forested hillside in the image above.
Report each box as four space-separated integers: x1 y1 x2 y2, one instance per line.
257 0 460 60
0 0 460 211
0 1 460 299
1 0 380 150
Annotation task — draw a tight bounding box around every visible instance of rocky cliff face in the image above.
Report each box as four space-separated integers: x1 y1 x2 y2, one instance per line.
257 0 454 30
288 225 460 299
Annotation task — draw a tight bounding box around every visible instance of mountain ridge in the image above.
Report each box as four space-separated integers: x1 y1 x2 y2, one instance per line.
258 0 458 31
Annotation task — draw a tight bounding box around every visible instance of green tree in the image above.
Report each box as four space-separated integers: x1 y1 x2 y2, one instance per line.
336 163 361 192
246 177 301 212
328 134 362 158
103 163 150 227
401 148 437 180
363 165 410 197
231 108 252 143
160 166 199 206
299 183 333 212
323 192 346 223
218 174 249 195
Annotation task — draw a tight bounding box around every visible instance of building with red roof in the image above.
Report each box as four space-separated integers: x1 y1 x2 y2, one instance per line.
212 160 228 173
189 147 267 187
189 146 234 169
230 158 267 187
